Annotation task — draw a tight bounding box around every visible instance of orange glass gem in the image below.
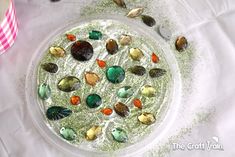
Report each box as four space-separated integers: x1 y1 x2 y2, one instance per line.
70 96 81 105
66 34 76 41
151 52 159 63
133 98 142 109
96 59 106 68
101 108 113 116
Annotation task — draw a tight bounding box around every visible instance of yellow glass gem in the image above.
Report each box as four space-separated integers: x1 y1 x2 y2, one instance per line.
138 112 156 125
127 8 144 18
49 46 66 57
84 72 100 86
129 48 144 61
85 126 102 141
141 85 156 97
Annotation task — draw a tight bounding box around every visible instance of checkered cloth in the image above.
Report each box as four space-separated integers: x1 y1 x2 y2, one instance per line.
0 0 18 55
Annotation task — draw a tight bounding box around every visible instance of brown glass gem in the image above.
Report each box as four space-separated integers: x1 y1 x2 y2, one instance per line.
114 102 130 117
71 40 94 61
106 39 119 55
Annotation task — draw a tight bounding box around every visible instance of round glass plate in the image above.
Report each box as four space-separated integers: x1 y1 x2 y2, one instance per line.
25 15 182 157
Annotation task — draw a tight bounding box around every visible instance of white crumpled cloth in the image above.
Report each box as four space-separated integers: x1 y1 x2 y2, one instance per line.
0 0 235 157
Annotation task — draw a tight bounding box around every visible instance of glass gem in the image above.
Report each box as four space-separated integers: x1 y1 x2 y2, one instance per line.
106 66 125 84
71 40 94 61
96 59 106 68
127 8 144 18
141 15 156 27
149 68 166 78
57 76 80 92
41 63 58 73
46 106 72 120
89 30 102 40
112 128 128 143
70 95 81 105
49 46 66 57
129 65 146 76
66 34 76 41
141 85 156 97
106 39 119 55
86 94 102 108
151 53 159 63
85 126 102 141
138 112 156 125
84 72 100 86
38 83 51 100
101 108 113 116
129 48 144 61
113 0 126 8
175 36 188 51
133 98 142 109
117 86 134 98
157 25 172 40
114 102 130 117
60 127 77 141
119 34 132 46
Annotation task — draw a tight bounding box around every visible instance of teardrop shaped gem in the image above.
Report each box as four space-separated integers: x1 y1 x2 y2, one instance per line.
151 53 159 63
60 127 77 141
141 85 156 97
85 126 102 141
106 66 125 84
66 34 76 41
149 68 166 78
138 112 156 125
141 15 156 27
86 94 102 108
49 46 66 57
112 128 128 143
70 95 81 105
119 34 132 46
114 102 130 117
129 48 144 61
117 86 134 98
129 65 146 76
96 59 106 68
57 76 81 92
127 8 144 18
175 36 188 51
38 83 51 100
113 0 126 8
46 106 72 120
89 30 102 40
71 40 94 61
133 98 142 109
101 108 113 116
106 39 119 55
41 63 58 73
84 72 100 86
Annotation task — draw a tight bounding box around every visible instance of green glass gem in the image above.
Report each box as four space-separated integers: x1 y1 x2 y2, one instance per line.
111 128 128 143
38 83 51 100
117 86 134 98
60 127 77 141
57 76 80 92
106 66 125 84
89 30 102 40
86 94 102 108
46 106 72 121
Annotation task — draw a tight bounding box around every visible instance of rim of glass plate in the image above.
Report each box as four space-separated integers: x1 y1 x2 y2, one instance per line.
25 14 182 157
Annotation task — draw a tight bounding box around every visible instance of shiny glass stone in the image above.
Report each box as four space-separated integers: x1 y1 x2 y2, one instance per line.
71 40 94 61
38 83 51 100
89 30 102 40
57 76 80 92
141 85 156 97
117 86 134 98
119 34 132 46
106 66 125 84
85 126 102 141
49 46 66 57
127 8 144 18
84 72 100 86
141 15 156 27
106 39 119 55
60 127 77 141
151 53 159 63
111 128 128 143
101 108 113 116
114 102 130 117
96 59 106 68
46 106 72 120
138 112 156 125
66 34 76 41
157 25 172 40
129 48 144 61
86 94 102 108
133 98 142 109
41 63 58 73
149 68 166 78
129 65 146 76
113 0 126 8
175 36 188 51
70 95 81 105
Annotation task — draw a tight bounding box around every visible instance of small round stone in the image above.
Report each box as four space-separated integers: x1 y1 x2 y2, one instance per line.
106 66 125 84
119 34 132 46
175 36 188 51
111 128 128 143
86 94 102 108
106 39 119 55
71 40 94 61
70 95 81 105
101 108 113 116
133 98 142 109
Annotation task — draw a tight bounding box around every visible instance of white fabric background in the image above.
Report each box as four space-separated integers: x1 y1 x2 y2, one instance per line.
0 0 235 157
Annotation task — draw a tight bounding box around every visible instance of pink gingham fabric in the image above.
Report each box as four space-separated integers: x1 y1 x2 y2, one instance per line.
0 0 18 55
